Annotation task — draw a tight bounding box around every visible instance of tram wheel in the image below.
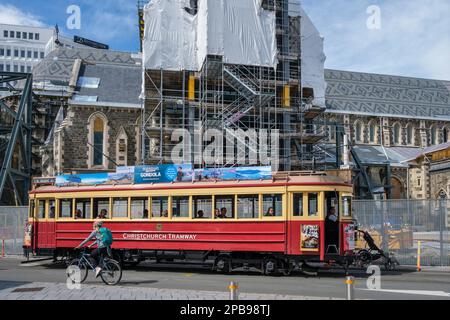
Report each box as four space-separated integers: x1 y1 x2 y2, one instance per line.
215 256 231 274
356 249 372 268
264 258 279 276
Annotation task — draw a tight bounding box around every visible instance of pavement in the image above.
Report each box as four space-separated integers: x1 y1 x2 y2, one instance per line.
1 256 450 300
0 281 337 300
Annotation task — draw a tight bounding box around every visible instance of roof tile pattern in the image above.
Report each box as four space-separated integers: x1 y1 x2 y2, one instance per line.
325 69 450 118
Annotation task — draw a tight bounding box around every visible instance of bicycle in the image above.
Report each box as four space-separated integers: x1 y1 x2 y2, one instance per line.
66 248 122 285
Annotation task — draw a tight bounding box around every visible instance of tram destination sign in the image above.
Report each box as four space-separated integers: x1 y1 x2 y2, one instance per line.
123 233 198 241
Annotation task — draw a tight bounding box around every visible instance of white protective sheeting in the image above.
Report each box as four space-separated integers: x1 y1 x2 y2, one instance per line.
143 0 198 71
143 0 277 71
296 5 327 108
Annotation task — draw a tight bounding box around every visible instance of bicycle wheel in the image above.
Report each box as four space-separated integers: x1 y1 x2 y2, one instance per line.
67 259 89 284
100 259 122 285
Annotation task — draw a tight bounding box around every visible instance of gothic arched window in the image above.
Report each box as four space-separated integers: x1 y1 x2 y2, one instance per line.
393 122 401 145
430 125 437 145
443 127 449 143
354 121 363 143
406 123 414 145
368 120 378 144
88 112 109 169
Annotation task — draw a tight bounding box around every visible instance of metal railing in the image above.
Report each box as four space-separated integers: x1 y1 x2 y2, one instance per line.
0 206 28 255
353 199 450 266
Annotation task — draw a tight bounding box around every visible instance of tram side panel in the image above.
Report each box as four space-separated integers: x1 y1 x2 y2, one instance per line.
287 220 324 260
53 221 287 254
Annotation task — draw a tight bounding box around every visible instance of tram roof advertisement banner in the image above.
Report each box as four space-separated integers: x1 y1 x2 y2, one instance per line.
194 166 272 181
55 166 135 186
55 165 271 186
55 173 109 186
134 164 194 184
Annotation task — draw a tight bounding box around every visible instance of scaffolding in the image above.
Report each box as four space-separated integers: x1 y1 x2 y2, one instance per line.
0 72 33 205
141 0 327 171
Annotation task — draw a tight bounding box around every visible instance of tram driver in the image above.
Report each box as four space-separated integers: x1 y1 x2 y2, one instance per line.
325 207 339 252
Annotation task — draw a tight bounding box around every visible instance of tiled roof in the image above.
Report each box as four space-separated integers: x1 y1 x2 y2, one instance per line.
73 63 141 106
33 46 142 106
325 69 450 119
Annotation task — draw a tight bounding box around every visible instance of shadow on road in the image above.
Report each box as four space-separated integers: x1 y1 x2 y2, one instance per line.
0 280 32 291
30 258 417 280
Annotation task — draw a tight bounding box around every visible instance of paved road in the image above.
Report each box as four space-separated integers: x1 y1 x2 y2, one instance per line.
0 257 449 300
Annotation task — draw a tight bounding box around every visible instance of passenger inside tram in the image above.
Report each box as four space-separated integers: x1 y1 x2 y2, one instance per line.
196 210 205 218
143 209 149 219
98 209 108 219
49 206 55 219
264 207 275 216
219 207 227 218
75 209 83 219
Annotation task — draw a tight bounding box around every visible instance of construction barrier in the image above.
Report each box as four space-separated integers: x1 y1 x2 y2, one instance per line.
354 199 450 266
0 206 28 256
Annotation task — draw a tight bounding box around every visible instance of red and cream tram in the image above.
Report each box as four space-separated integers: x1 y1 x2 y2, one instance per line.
25 172 356 274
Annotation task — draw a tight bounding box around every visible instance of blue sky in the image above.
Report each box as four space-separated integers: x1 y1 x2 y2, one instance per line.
0 0 449 80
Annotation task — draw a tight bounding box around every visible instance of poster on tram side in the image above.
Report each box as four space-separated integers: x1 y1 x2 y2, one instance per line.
343 223 356 251
301 225 319 251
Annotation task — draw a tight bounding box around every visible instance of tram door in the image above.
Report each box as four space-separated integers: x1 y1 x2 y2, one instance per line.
37 199 56 249
324 192 339 254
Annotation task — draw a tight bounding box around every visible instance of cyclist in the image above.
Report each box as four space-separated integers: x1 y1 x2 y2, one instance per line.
76 220 112 278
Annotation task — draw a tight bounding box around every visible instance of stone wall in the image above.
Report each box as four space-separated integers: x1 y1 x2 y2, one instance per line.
326 113 450 148
53 105 140 173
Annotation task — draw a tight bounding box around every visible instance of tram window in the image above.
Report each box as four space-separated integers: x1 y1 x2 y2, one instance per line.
324 191 339 218
93 198 109 219
263 194 282 217
308 193 318 216
59 199 72 218
152 197 169 218
112 198 128 218
131 198 148 219
215 195 234 218
38 200 46 219
343 196 352 217
49 200 55 219
293 193 303 216
75 199 91 219
172 196 189 218
192 196 212 219
237 195 259 219
29 200 35 218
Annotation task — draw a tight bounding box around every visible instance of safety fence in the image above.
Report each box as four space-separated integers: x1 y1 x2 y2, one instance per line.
0 206 28 255
353 199 450 266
